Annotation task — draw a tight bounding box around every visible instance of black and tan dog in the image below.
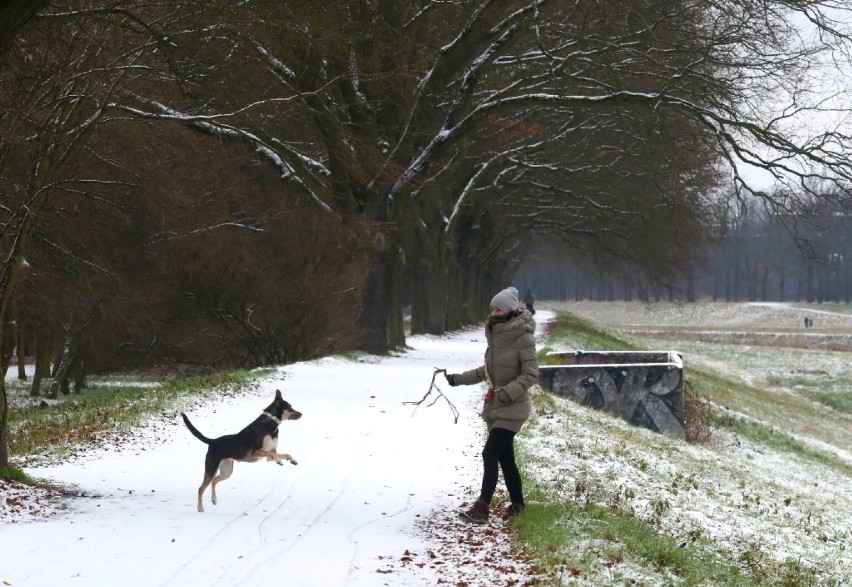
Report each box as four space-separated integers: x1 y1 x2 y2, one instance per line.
181 389 302 512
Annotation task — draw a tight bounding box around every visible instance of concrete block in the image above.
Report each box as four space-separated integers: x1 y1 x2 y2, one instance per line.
539 350 685 439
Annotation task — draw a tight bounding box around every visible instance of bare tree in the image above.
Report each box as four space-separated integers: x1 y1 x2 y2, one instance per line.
103 1 852 347
9 0 852 350
0 5 152 466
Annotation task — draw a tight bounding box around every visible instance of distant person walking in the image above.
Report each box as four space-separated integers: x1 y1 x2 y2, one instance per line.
444 286 538 524
523 289 536 315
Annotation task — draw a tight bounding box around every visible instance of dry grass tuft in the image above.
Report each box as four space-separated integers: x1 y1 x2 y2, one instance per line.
683 379 712 444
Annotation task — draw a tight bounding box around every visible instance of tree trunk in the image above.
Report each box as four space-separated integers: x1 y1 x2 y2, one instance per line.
30 328 52 397
0 323 16 470
443 258 464 331
72 357 87 394
409 220 452 336
16 328 26 380
356 249 391 354
806 265 815 303
387 249 405 350
411 264 448 335
0 379 8 468
1 321 15 381
461 260 495 326
48 334 73 399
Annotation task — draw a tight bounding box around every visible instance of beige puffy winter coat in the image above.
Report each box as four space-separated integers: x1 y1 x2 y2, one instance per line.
455 309 538 432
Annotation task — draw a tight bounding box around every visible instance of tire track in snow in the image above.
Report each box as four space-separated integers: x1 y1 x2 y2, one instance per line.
211 436 371 586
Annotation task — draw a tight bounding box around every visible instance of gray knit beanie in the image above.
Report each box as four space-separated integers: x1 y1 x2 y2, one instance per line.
490 287 520 314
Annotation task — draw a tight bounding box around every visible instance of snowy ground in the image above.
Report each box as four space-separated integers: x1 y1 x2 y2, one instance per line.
3 302 852 585
539 300 852 584
1 316 553 587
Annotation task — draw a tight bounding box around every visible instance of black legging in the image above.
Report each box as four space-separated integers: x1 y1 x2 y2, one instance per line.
479 427 524 505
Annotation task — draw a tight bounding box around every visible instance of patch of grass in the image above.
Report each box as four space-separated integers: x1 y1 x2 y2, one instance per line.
510 491 576 569
682 365 752 411
808 391 852 415
0 463 34 484
643 339 851 454
710 411 852 477
512 485 763 586
765 371 852 403
682 363 852 475
683 379 713 444
593 506 759 586
738 549 841 587
767 374 827 389
7 369 270 458
337 349 370 361
538 311 643 364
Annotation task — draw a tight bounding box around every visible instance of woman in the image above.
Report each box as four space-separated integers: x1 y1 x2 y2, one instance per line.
444 286 538 523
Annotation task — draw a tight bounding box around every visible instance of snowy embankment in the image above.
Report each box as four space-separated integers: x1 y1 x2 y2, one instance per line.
538 300 852 584
1 315 552 587
522 398 852 584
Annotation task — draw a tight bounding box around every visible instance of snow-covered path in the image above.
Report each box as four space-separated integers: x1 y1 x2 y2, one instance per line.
1 317 551 587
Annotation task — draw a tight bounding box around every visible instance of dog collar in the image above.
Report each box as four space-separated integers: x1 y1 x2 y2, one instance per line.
262 411 281 424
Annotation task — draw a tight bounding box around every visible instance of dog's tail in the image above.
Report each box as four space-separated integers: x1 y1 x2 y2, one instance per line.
181 412 213 444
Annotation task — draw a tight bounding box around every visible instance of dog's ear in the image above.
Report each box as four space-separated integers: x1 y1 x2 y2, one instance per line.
275 389 283 401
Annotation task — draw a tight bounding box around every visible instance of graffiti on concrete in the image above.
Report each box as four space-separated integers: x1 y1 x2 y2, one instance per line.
539 351 685 439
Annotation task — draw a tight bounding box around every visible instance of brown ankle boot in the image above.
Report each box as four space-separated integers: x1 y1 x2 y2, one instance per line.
459 499 490 524
502 502 526 520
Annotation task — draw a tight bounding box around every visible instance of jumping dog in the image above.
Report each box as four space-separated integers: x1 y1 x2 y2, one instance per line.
181 389 302 512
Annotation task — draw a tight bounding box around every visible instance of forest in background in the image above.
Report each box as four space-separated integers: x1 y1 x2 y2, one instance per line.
517 197 852 304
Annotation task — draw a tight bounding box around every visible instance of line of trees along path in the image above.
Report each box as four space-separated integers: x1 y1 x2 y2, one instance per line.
517 194 852 304
4 2 852 466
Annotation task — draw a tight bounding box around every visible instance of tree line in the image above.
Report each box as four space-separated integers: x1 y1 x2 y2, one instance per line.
3 1 852 466
516 190 852 304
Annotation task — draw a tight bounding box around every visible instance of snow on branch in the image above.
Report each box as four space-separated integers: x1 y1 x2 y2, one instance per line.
110 99 338 217
149 221 266 246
